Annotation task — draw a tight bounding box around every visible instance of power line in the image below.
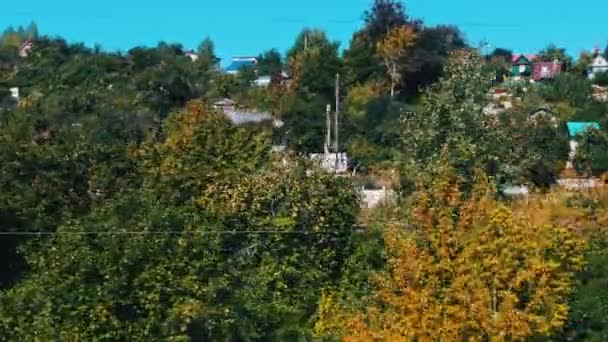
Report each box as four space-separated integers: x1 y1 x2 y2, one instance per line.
0 229 368 237
270 17 520 28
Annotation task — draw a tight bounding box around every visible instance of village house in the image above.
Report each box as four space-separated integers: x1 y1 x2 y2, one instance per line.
224 56 290 87
588 47 608 80
510 54 562 81
224 56 258 75
511 54 536 81
18 40 33 58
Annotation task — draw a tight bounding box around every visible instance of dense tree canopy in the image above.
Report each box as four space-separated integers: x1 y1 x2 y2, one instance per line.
1 1 608 340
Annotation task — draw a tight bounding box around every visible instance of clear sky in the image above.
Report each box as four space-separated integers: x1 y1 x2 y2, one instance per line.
2 0 607 65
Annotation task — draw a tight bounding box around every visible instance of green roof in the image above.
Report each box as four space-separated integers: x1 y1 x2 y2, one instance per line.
566 122 600 137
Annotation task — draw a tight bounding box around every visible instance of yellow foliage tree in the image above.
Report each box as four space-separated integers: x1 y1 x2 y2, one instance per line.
316 163 585 341
377 25 417 97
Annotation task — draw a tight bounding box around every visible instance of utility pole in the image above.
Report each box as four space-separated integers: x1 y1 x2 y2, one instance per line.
334 73 340 153
304 35 308 51
334 73 340 173
324 104 331 154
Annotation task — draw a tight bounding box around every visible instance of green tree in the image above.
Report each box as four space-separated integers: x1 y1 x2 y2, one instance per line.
0 101 360 341
537 44 572 69
256 49 283 77
287 28 342 100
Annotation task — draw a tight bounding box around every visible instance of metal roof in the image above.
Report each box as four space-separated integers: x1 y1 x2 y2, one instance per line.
224 60 256 72
224 111 272 125
566 122 600 137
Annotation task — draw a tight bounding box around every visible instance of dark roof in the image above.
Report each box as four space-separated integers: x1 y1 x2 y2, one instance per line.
225 60 256 72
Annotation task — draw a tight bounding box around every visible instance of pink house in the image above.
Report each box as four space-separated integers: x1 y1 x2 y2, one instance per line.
533 60 562 81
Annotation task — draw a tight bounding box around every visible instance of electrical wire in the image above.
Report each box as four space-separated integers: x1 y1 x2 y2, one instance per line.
0 229 372 236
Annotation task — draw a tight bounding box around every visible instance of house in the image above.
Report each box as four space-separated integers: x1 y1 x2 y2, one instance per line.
184 49 198 62
224 57 258 75
588 47 608 80
511 54 536 80
532 59 562 81
212 98 236 112
565 121 600 169
18 40 33 58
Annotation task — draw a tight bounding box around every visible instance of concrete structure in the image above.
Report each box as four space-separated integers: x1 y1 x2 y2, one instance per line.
557 178 600 190
361 187 396 209
9 87 18 100
502 185 530 197
309 152 349 174
253 75 271 87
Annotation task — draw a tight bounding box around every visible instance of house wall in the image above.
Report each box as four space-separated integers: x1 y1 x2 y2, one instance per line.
566 139 578 169
361 188 396 209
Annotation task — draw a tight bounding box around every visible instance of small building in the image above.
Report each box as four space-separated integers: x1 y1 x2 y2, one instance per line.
18 40 33 58
212 98 236 112
253 75 271 87
9 87 19 100
224 110 273 125
533 59 562 81
588 48 608 80
309 152 349 174
224 57 258 75
184 49 198 62
511 54 536 80
361 187 396 209
565 121 600 169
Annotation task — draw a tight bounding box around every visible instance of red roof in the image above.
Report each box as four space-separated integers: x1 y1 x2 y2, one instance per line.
533 61 562 81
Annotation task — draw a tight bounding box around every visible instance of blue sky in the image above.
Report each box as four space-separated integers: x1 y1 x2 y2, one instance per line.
2 0 607 65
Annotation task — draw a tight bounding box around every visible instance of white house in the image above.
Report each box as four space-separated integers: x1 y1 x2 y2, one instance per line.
588 49 608 80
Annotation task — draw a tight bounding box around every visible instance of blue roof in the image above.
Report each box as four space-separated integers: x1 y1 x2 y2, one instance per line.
224 60 256 72
567 122 600 137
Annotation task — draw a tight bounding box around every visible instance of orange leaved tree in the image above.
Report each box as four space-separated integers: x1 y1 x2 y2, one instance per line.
316 162 585 341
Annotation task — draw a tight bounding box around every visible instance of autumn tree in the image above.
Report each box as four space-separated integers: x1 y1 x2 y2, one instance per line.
363 0 411 43
315 161 585 340
377 25 416 97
